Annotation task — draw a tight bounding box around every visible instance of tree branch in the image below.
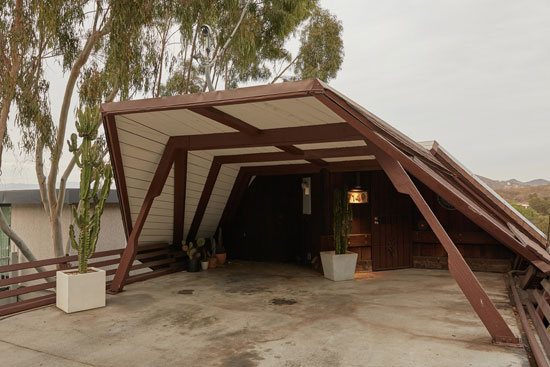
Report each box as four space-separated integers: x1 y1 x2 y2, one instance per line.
271 52 300 84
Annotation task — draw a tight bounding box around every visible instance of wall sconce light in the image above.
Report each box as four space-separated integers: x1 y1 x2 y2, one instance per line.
301 180 311 196
348 172 368 204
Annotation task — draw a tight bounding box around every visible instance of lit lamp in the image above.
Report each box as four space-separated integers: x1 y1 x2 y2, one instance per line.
348 172 368 204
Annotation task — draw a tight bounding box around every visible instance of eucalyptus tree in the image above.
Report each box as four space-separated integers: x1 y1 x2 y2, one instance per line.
2 0 155 262
157 0 344 95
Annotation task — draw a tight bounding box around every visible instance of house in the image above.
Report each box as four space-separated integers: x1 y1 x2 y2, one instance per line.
99 78 548 345
0 186 125 271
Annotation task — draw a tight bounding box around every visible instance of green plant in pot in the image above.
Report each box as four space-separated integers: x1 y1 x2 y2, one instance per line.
183 239 205 272
319 187 357 281
198 238 210 270
56 105 112 313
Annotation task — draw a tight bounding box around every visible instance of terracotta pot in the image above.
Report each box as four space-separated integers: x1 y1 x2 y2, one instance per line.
208 258 217 269
216 253 227 265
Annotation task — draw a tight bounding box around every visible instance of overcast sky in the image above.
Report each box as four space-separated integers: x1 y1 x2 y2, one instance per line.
1 0 548 185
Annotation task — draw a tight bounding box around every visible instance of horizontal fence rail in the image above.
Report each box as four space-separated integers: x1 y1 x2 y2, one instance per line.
0 243 184 317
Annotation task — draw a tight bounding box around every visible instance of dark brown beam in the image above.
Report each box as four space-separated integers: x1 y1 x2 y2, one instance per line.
307 158 328 166
219 170 252 227
276 145 304 155
186 159 222 242
173 150 187 247
110 139 178 293
104 115 133 238
373 146 518 344
216 146 375 164
189 106 261 135
172 123 362 151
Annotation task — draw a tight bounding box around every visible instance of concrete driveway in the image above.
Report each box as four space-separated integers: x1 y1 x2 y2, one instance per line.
0 262 528 367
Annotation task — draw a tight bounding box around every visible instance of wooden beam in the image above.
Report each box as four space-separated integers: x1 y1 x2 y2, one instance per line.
173 123 363 151
374 147 518 344
103 114 133 238
186 159 222 242
173 150 187 247
216 146 375 165
110 139 178 293
276 145 304 155
219 170 252 227
189 106 261 135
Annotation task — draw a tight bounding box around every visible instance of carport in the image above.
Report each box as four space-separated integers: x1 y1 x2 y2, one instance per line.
101 78 550 344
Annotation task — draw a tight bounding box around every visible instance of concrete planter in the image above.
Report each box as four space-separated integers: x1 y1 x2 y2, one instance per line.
320 251 358 281
56 267 106 313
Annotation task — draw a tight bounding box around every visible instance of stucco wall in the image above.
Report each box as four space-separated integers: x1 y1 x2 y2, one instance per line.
11 203 126 262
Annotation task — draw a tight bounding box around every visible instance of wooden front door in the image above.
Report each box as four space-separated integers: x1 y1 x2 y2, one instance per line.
371 171 413 270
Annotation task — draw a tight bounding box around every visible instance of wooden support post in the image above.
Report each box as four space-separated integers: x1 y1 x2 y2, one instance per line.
173 150 187 247
186 159 222 242
103 115 133 238
374 147 518 344
109 140 177 293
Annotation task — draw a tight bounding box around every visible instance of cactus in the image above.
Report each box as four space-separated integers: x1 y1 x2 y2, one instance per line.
68 105 113 273
333 188 352 255
182 238 206 260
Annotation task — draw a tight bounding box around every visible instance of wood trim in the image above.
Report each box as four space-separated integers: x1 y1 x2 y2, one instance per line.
104 114 132 238
189 106 261 135
100 78 324 115
173 150 187 246
186 159 222 242
110 139 178 293
374 147 518 344
174 123 363 151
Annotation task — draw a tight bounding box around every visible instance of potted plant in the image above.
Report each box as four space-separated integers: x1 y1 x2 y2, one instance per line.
215 228 227 265
198 238 209 270
183 239 204 272
56 105 112 313
208 237 217 269
320 188 357 281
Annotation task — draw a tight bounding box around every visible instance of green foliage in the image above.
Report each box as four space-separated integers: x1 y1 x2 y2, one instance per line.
511 202 550 235
182 238 206 260
294 8 344 82
68 105 113 273
528 194 550 216
333 188 352 255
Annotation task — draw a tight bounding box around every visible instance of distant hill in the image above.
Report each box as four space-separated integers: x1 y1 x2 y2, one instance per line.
478 176 550 190
478 176 550 205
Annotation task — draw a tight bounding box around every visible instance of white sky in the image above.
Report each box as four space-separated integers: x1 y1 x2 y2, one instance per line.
1 0 548 186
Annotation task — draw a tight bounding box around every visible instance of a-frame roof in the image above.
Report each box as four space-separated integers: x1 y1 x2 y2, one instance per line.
101 78 550 273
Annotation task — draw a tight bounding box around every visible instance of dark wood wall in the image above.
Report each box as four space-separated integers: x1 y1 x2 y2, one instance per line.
223 169 514 272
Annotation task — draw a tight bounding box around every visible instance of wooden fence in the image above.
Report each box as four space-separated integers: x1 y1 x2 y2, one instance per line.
0 243 184 317
510 266 550 367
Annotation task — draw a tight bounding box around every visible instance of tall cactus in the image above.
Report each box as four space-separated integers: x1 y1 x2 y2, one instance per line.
68 105 113 273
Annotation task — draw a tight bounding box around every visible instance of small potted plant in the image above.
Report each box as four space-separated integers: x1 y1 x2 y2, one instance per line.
215 229 227 265
56 105 112 313
208 237 217 269
182 239 203 272
320 188 357 281
198 238 209 270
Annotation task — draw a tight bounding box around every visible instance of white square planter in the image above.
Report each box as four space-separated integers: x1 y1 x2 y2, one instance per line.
320 251 358 281
56 267 106 313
